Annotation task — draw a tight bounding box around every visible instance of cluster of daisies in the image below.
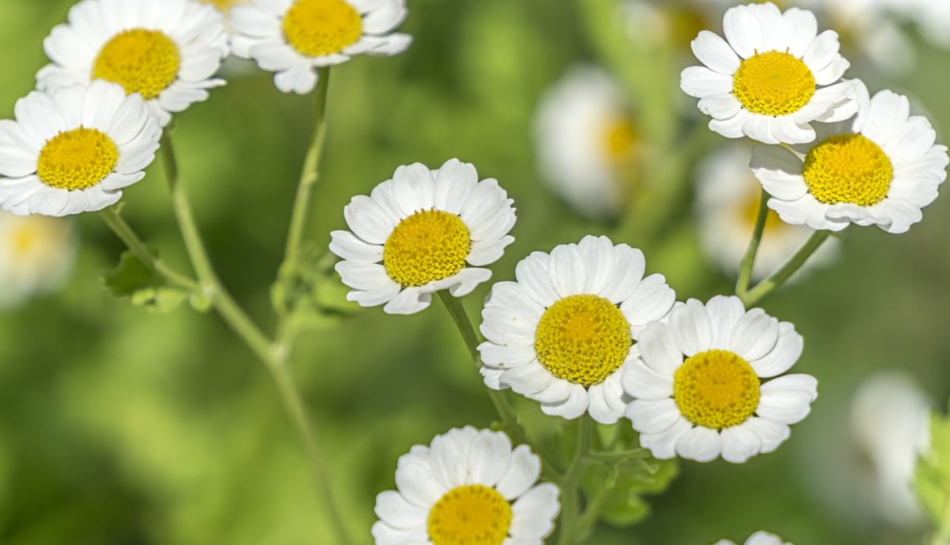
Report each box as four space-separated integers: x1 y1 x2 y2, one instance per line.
345 2 946 544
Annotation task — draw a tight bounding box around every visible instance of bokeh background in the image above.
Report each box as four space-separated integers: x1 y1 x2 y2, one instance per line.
0 0 948 543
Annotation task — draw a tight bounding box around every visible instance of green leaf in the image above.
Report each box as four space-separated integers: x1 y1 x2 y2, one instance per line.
102 251 188 313
916 404 950 536
271 243 361 330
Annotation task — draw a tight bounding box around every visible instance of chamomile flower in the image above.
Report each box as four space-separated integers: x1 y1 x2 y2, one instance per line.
0 81 161 216
715 531 791 545
534 66 639 219
681 2 856 144
0 212 76 309
36 0 229 127
695 144 837 280
372 427 560 545
623 295 816 463
330 159 515 315
478 235 676 424
751 82 949 233
230 0 412 95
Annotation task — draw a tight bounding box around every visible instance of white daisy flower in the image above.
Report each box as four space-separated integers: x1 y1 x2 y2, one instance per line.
751 82 949 234
534 66 639 219
36 0 229 128
0 212 77 309
230 0 412 95
695 143 837 280
0 81 161 217
623 295 817 463
478 235 676 425
681 2 857 144
372 426 560 545
715 531 792 545
329 159 515 315
850 371 930 525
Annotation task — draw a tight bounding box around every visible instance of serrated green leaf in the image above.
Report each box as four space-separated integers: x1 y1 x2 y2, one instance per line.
916 406 950 535
102 251 160 297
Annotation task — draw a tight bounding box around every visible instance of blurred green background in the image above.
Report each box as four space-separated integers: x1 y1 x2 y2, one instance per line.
0 0 949 543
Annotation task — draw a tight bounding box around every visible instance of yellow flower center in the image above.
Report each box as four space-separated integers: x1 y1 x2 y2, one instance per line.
601 117 638 163
802 134 893 206
92 29 181 100
534 294 632 387
282 0 363 58
427 484 512 545
732 50 815 116
673 349 760 429
382 209 471 287
37 128 119 190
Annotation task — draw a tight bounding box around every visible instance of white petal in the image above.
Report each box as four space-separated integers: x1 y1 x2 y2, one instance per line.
636 323 682 375
382 286 431 314
728 308 779 361
587 382 621 424
691 30 740 74
509 483 560 540
601 244 645 304
638 417 691 460
626 398 681 435
621 359 674 400
720 424 764 464
514 252 559 307
674 426 722 462
540 382 589 420
620 274 675 331
547 243 587 297
374 490 427 530
467 430 512 487
743 417 790 453
680 66 733 98
750 322 803 378
669 299 713 357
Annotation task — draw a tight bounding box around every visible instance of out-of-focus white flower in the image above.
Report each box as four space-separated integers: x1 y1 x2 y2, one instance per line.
695 143 837 280
850 371 930 525
715 531 792 545
0 212 76 309
534 66 639 219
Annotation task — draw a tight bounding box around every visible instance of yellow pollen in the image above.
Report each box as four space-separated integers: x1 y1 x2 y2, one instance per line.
383 209 471 287
92 29 181 100
601 117 638 163
673 349 760 429
802 133 893 206
534 294 632 387
427 484 512 545
733 50 815 116
37 128 119 191
282 0 363 57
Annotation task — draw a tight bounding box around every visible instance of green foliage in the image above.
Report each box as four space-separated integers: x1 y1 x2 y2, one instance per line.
916 404 950 542
102 250 190 313
271 243 361 331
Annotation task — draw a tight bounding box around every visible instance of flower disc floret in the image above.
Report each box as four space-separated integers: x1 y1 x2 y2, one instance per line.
383 209 471 287
534 294 631 387
92 29 181 100
732 51 816 116
427 484 512 545
283 0 363 57
802 134 893 206
674 349 760 429
37 128 119 190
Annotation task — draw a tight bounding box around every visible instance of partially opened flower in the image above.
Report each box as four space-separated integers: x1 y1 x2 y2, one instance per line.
330 159 515 315
37 0 229 127
681 2 856 144
695 143 837 280
534 66 639 219
372 427 560 545
715 531 792 545
231 0 412 94
478 235 676 424
751 82 949 233
0 212 76 308
0 81 161 216
623 295 817 463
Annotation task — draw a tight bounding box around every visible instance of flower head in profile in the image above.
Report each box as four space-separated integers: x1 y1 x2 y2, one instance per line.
0 212 77 308
534 66 639 219
330 159 515 315
372 427 560 545
695 143 837 280
231 0 412 94
623 295 817 463
752 82 949 234
0 81 161 216
37 0 229 127
681 2 856 144
716 531 792 545
478 236 676 424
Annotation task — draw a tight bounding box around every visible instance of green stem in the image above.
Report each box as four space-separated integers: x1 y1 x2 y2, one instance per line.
159 133 353 545
738 230 832 308
735 188 769 296
283 68 331 261
557 417 593 545
436 292 562 477
100 205 199 291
